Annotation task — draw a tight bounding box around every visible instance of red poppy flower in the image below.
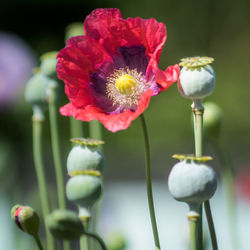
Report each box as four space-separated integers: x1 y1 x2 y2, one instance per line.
57 8 180 132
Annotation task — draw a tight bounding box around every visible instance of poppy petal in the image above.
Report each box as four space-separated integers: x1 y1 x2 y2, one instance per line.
60 90 153 132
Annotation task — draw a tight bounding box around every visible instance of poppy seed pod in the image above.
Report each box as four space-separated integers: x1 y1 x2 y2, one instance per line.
40 51 58 77
65 22 84 41
66 175 102 208
46 209 84 240
24 73 52 107
67 145 104 176
203 102 222 139
168 160 217 207
106 232 127 250
11 205 40 236
178 57 215 100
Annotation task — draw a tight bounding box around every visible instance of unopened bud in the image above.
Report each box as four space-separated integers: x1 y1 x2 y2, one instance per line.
203 102 222 138
40 51 58 77
24 73 51 107
65 22 84 41
106 232 127 250
11 205 40 236
47 209 84 240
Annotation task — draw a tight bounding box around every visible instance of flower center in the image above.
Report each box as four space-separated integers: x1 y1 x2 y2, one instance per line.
106 67 148 111
115 74 137 95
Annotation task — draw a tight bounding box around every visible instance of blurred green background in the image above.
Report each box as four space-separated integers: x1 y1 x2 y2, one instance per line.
0 0 250 200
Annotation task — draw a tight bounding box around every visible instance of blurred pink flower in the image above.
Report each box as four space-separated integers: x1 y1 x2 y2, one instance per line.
0 32 36 109
236 165 250 201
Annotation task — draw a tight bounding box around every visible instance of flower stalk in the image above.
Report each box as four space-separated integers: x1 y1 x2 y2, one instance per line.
188 214 200 250
48 82 70 250
33 234 44 250
192 102 204 250
32 108 55 250
140 114 160 250
84 232 107 250
78 207 91 250
89 120 103 249
192 102 218 250
89 120 102 142
204 200 218 250
48 82 66 210
70 117 84 139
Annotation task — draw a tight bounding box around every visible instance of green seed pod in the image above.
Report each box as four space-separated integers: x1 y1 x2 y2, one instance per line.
40 51 58 77
178 57 215 100
203 102 222 139
168 160 217 209
46 209 84 240
106 232 127 250
67 145 104 176
11 205 40 236
24 73 51 108
65 22 84 41
66 175 102 208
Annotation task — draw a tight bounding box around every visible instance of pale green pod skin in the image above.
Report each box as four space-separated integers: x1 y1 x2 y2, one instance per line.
67 145 104 175
24 73 52 107
168 160 217 206
106 232 127 250
203 102 222 138
65 22 84 40
46 209 84 240
11 205 40 236
40 59 57 77
178 65 215 100
40 51 58 77
66 175 102 208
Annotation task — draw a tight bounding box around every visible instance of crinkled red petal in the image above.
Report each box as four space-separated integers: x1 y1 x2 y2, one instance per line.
60 90 153 132
155 64 180 91
126 17 166 62
84 8 166 62
57 35 112 108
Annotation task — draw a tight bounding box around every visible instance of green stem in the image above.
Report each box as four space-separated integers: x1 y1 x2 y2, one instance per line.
63 241 71 250
70 117 84 139
188 217 199 250
89 119 103 245
80 235 89 250
48 84 70 250
81 219 91 250
32 107 55 250
139 114 160 250
89 120 102 141
193 100 218 250
193 108 203 158
84 232 107 250
79 207 91 250
193 103 204 250
48 83 66 210
33 234 44 250
89 120 103 152
204 201 218 250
